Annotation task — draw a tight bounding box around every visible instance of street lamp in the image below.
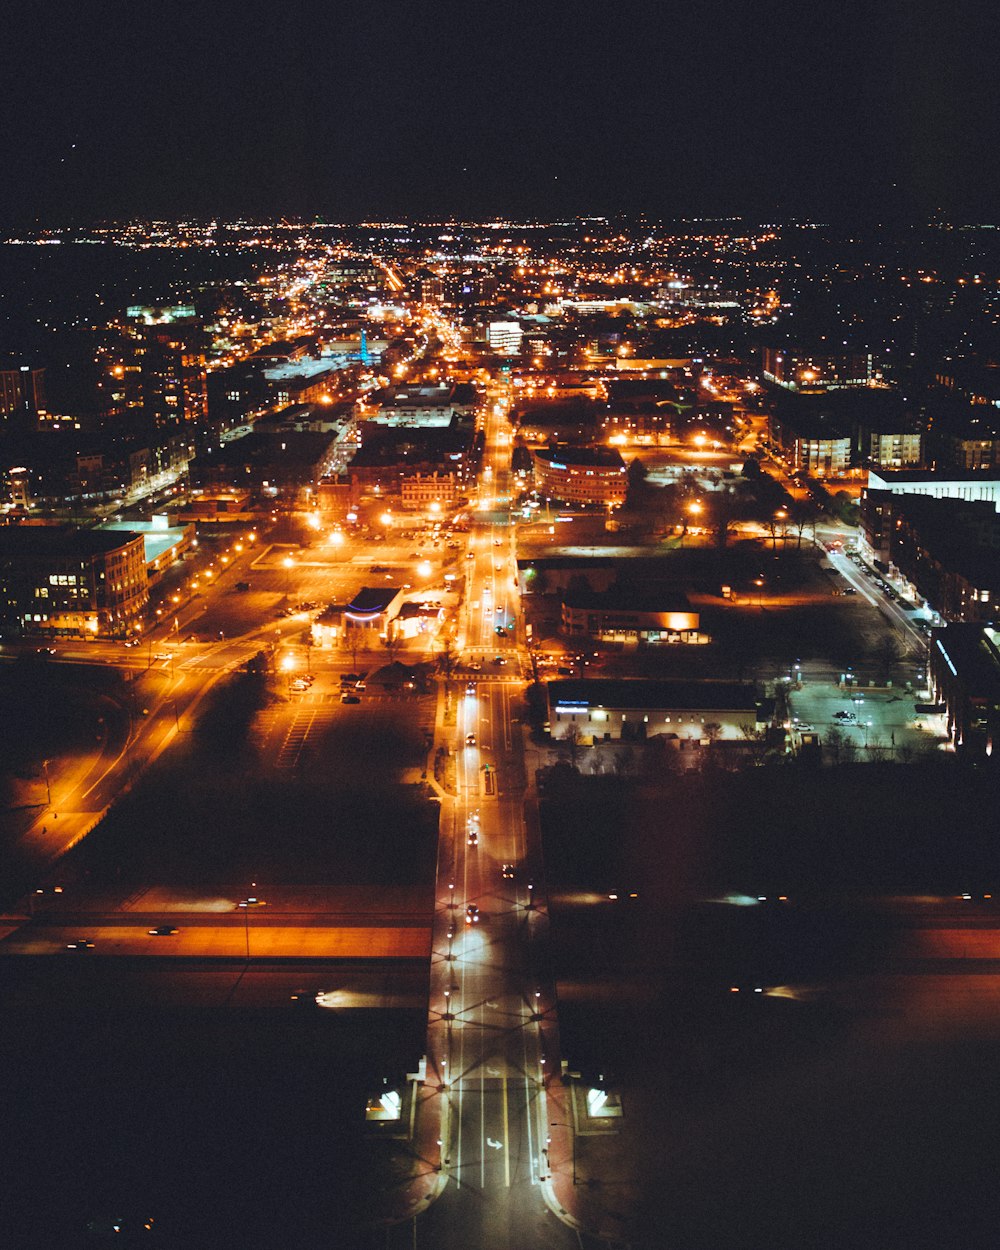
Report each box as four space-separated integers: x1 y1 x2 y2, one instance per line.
754 575 765 608
281 652 295 697
772 509 788 552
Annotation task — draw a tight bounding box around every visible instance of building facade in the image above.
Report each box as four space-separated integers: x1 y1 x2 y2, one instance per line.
532 447 628 506
546 678 761 744
0 526 148 639
561 591 705 645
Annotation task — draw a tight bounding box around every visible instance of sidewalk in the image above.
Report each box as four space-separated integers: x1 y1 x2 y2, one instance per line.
366 1066 449 1224
523 724 642 1243
537 992 642 1244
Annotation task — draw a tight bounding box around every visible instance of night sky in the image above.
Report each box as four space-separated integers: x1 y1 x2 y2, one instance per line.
3 0 1000 225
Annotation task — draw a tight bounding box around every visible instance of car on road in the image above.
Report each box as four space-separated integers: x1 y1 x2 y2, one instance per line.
833 710 857 722
465 683 476 695
466 552 475 559
469 661 482 671
493 655 506 666
148 926 178 936
341 693 361 704
468 828 479 846
66 938 95 950
235 581 251 591
501 863 515 879
793 723 815 733
495 625 507 636
843 587 857 595
465 905 480 925
465 732 477 746
153 652 172 661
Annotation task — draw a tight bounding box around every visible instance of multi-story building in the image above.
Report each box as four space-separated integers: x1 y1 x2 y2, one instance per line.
0 526 148 639
865 468 1000 511
0 364 46 425
120 305 208 428
868 431 923 468
488 321 523 356
761 343 874 390
532 446 628 506
928 623 1000 755
400 470 461 510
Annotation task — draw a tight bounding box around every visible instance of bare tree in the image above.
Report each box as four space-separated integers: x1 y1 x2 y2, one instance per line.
789 498 820 550
871 635 902 685
740 724 770 766
557 722 583 771
437 638 456 681
614 744 635 775
710 486 741 550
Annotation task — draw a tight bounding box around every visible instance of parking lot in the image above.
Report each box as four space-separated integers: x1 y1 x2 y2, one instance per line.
787 679 949 758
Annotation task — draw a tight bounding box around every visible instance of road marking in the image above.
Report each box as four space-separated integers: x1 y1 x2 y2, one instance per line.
486 1136 503 1150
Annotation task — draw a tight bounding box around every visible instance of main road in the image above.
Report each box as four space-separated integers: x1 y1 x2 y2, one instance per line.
373 402 610 1248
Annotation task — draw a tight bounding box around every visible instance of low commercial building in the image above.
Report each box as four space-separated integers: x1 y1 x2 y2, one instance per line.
311 586 406 648
0 525 148 638
546 678 761 744
532 446 628 507
928 624 1000 754
561 589 706 646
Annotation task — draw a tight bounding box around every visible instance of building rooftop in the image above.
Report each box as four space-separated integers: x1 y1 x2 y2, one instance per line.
933 625 1000 699
533 446 626 470
347 586 403 616
100 519 191 566
562 587 694 613
0 524 143 559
